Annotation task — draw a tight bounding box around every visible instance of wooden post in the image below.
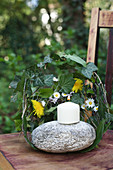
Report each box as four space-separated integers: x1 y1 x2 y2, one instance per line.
86 8 113 105
105 28 113 106
99 11 113 28
87 8 100 64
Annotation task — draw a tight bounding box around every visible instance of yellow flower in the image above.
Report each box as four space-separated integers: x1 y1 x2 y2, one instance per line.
31 100 44 118
72 78 83 93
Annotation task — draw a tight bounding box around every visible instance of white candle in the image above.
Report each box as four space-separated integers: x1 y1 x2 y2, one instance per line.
57 102 80 124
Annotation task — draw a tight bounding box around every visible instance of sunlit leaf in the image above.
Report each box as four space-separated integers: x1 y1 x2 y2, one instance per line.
58 52 86 67
14 119 22 131
39 88 53 98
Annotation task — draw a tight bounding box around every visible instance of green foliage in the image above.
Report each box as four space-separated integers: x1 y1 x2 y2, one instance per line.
58 53 87 67
58 74 75 93
86 89 95 94
14 119 22 131
44 74 54 86
46 106 57 113
44 56 53 64
81 63 98 79
0 0 113 136
22 114 37 150
0 52 26 133
33 77 44 87
38 88 54 98
71 93 84 105
10 76 20 89
0 77 17 133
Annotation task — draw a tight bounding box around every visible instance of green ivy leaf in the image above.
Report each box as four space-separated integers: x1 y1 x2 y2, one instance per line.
10 93 18 103
44 74 54 86
14 72 26 94
10 76 20 89
14 119 22 131
81 62 98 79
39 88 53 98
44 56 52 64
59 74 75 93
71 93 84 105
58 53 86 67
46 106 57 113
33 77 44 87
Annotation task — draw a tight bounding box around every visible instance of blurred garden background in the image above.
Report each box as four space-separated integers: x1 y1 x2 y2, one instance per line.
0 0 113 134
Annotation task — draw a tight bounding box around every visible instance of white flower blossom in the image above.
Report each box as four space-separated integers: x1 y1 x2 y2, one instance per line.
81 104 86 110
49 96 52 100
53 92 60 99
53 77 58 82
85 98 95 108
70 91 74 95
62 93 68 97
49 97 58 104
94 106 98 112
41 100 46 107
52 98 58 104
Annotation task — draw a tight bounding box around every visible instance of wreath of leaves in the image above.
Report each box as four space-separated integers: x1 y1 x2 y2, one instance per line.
10 54 113 152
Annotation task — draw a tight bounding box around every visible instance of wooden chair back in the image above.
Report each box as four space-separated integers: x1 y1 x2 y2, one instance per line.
87 8 113 106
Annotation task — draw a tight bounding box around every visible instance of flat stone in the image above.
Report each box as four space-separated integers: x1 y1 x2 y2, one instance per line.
32 121 96 153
